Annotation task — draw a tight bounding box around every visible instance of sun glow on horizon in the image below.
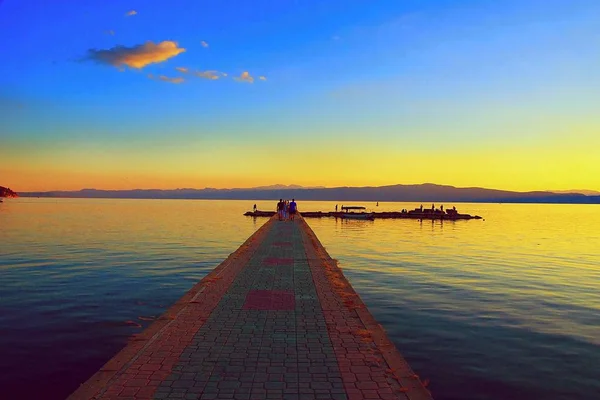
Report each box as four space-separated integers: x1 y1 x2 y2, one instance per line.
1 0 599 193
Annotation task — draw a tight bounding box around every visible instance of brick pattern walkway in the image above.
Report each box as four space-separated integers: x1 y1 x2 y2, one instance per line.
69 217 432 400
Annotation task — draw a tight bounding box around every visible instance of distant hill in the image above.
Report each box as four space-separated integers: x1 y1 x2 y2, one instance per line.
552 189 600 196
0 186 18 197
250 184 325 190
19 183 600 204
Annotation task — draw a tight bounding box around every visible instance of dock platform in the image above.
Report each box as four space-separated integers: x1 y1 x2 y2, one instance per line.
69 216 432 400
244 211 481 220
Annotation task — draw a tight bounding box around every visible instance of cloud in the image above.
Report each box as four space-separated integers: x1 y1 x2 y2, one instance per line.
148 74 184 84
175 68 225 80
332 35 341 41
86 41 186 69
126 10 137 16
201 41 209 48
173 68 264 83
104 30 115 36
234 71 254 83
195 70 220 80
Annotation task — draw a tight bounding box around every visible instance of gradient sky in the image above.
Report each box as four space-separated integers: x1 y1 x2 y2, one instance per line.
1 0 599 192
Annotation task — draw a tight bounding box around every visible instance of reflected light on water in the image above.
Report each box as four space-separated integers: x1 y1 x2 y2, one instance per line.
306 201 600 399
0 198 261 399
0 198 599 399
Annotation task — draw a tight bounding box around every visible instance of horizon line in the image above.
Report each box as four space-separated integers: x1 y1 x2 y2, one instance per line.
13 183 600 195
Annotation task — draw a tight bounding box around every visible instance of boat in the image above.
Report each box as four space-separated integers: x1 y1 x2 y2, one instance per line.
340 206 374 220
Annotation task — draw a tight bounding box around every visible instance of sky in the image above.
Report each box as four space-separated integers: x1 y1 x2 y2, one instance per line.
1 0 599 192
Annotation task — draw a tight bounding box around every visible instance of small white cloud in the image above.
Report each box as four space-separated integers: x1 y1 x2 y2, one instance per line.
221 72 228 77
104 30 115 36
195 70 220 80
332 35 341 41
148 73 185 84
201 41 209 48
126 10 137 17
234 71 254 83
259 76 267 81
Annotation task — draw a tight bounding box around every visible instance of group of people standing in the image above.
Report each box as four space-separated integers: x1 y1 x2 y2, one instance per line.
277 198 298 221
418 204 456 213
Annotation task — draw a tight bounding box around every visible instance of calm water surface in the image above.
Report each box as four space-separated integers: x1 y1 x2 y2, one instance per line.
1 199 599 399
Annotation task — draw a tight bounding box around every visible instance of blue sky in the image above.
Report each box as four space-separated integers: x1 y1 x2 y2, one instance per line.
1 0 599 191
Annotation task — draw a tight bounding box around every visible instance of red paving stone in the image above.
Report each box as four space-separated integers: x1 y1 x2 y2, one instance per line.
69 215 432 400
242 290 296 310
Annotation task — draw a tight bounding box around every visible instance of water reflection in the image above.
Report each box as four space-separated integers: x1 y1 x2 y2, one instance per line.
338 218 375 230
1 199 599 400
0 198 263 400
306 201 600 400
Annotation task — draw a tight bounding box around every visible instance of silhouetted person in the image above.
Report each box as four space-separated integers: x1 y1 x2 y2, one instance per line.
420 204 423 212
253 204 257 212
277 199 284 220
289 198 297 221
431 203 435 211
335 204 338 212
440 205 444 212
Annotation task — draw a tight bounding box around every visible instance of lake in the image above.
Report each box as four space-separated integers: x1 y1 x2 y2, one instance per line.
0 198 598 399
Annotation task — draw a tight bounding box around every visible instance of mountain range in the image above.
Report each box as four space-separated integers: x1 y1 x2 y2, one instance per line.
16 183 600 204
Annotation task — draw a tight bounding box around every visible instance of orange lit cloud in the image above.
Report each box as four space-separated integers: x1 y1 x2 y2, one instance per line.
195 70 220 80
148 73 185 84
175 67 189 73
126 10 137 16
201 41 209 48
86 41 186 69
234 71 254 83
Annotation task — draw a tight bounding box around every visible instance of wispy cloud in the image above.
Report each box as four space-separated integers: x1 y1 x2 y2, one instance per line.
195 70 220 80
234 71 254 83
201 41 209 48
86 41 186 69
332 35 341 41
126 10 137 17
104 30 115 36
174 68 265 83
175 67 222 80
148 74 184 84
